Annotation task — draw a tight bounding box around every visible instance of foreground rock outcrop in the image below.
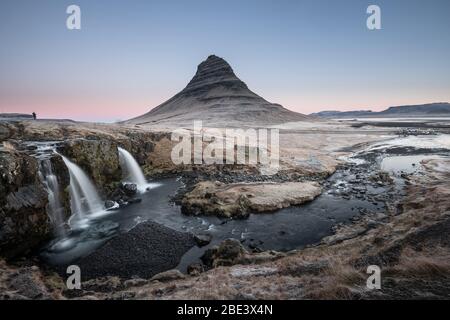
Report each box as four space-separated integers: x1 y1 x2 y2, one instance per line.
0 149 51 258
182 180 322 218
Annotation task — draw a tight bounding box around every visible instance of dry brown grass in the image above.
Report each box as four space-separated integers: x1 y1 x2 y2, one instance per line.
296 256 365 300
386 246 450 278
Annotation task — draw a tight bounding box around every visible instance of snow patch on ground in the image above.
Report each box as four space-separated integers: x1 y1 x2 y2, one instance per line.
367 134 450 151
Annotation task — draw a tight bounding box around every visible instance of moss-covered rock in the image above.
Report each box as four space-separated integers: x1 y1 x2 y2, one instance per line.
58 139 121 195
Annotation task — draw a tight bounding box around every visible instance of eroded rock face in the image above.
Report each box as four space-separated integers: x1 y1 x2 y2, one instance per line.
0 150 51 259
58 139 121 195
182 180 322 218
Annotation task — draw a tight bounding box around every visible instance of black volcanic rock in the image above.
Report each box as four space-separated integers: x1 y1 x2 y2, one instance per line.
75 221 195 280
126 55 309 126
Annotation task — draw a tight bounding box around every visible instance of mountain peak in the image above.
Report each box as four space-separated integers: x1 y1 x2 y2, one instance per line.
183 55 247 93
126 55 310 126
203 54 233 71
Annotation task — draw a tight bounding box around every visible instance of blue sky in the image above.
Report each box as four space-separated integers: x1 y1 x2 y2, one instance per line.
1 0 449 121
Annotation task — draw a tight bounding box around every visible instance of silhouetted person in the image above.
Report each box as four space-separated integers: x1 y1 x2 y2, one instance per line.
32 112 36 120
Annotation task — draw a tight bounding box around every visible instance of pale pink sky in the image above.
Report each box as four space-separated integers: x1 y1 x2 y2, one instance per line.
1 1 449 122
1 90 449 122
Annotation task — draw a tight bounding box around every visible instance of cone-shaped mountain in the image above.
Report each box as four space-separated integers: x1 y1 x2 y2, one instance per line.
127 55 309 126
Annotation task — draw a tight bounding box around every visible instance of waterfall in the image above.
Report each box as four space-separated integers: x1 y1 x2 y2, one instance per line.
118 147 147 190
39 159 67 238
60 155 103 218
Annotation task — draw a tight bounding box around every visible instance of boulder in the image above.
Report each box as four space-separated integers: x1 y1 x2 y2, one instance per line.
121 183 137 196
369 171 393 185
128 198 142 204
109 183 140 206
105 200 119 211
187 263 205 276
201 238 286 269
201 239 247 268
194 234 212 247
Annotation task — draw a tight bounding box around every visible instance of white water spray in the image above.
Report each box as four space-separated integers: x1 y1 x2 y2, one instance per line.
60 155 103 218
39 159 67 238
118 147 148 191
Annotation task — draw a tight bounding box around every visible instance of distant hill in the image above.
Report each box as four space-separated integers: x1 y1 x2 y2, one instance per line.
311 103 450 118
125 55 310 127
0 113 33 121
311 110 374 118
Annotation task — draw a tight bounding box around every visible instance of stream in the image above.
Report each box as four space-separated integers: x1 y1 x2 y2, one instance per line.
39 134 450 274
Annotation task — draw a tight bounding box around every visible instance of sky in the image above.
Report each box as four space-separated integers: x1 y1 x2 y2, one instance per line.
0 0 449 122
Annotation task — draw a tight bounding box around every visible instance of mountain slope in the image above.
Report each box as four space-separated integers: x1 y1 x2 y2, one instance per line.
126 55 310 127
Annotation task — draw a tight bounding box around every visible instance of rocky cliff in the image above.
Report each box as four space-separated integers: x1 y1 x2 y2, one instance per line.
0 149 51 258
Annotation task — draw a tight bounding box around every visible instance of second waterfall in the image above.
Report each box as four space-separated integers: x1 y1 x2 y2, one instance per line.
60 155 104 219
118 147 149 192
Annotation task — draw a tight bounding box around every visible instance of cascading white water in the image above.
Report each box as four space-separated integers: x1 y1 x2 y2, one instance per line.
60 155 103 218
118 147 147 189
39 159 67 238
